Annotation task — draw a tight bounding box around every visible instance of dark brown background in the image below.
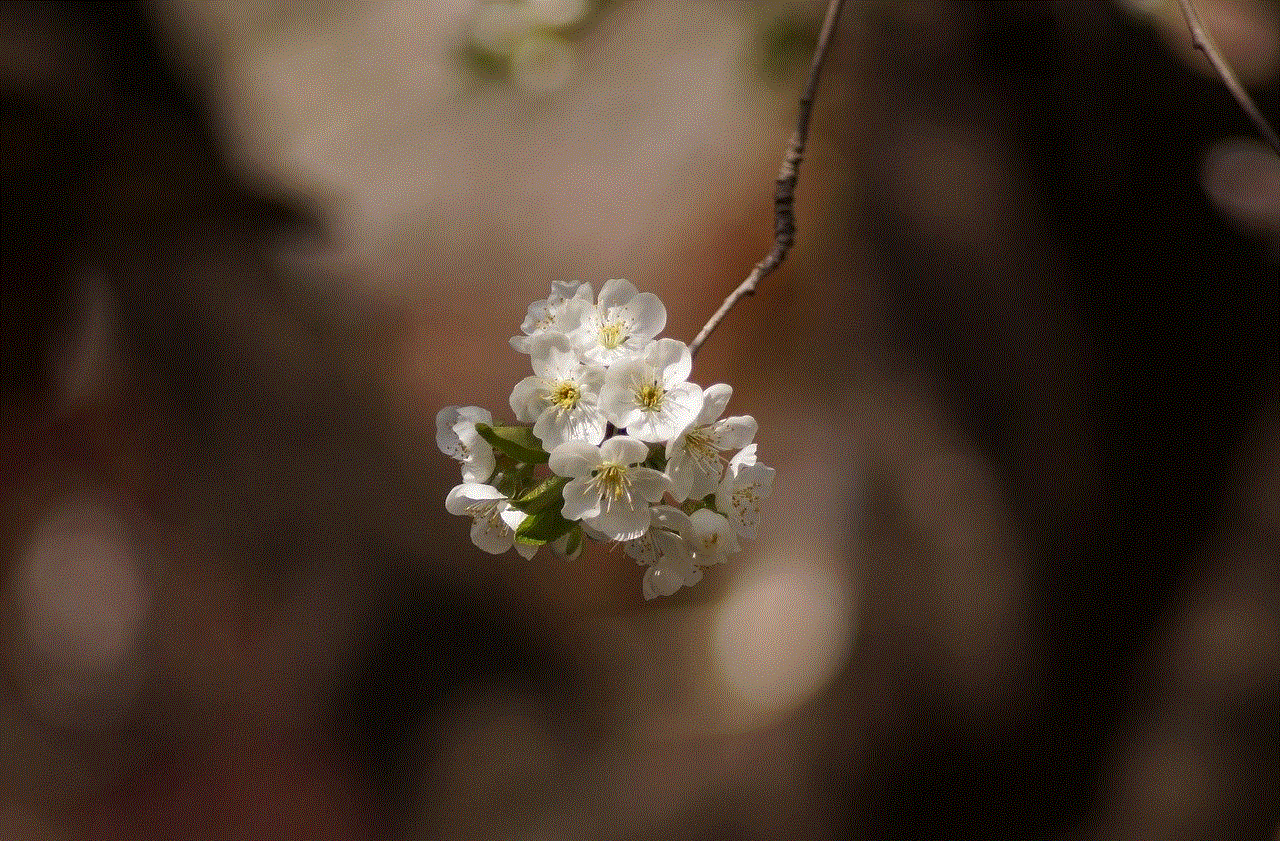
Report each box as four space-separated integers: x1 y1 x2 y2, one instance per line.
2 2 1276 839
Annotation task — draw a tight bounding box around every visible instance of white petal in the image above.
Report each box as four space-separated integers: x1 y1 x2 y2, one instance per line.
513 540 538 560
641 567 664 600
577 364 605 394
597 278 638 310
599 435 649 467
716 462 775 539
641 554 696 599
527 332 576 381
620 292 666 340
689 508 738 563
518 299 553 336
446 411 496 483
697 384 732 425
457 406 492 426
645 338 691 386
565 404 608 446
665 444 719 503
436 405 491 458
624 531 658 565
652 526 695 566
549 280 584 300
598 359 646 427
628 467 671 503
727 443 758 473
436 407 463 457
460 449 495 484
685 459 723 502
628 382 701 442
470 517 514 554
534 403 607 449
587 499 651 542
509 376 547 423
499 505 527 532
708 415 757 450
650 505 692 535
560 477 601 521
664 448 693 503
549 440 602 478
445 483 504 516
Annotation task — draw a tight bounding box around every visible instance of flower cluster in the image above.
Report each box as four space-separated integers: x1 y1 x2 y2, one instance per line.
437 280 774 599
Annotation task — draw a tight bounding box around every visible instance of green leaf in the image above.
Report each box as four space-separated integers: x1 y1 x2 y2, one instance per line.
509 475 569 515
563 524 582 556
475 423 549 464
642 444 667 471
515 508 576 546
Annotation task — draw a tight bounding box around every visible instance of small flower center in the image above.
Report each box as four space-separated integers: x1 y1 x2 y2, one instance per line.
599 320 626 349
636 382 665 411
588 462 634 511
597 463 627 499
551 381 581 410
465 499 506 529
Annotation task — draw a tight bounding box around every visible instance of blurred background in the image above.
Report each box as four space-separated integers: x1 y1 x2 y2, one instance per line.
2 1 1277 839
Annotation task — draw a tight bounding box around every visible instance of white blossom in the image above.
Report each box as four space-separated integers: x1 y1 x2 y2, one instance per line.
509 332 607 448
438 278 775 600
436 405 496 483
445 483 536 558
715 444 775 540
622 505 691 564
624 507 702 600
510 281 592 353
549 436 670 541
641 542 702 599
599 338 703 443
570 278 666 365
685 508 739 565
664 383 757 502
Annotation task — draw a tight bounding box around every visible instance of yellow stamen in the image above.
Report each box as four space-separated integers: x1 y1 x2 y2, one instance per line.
552 381 581 410
636 382 665 411
599 321 625 349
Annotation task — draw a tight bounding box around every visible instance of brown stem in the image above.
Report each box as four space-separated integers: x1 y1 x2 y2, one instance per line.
1177 0 1280 156
688 0 847 359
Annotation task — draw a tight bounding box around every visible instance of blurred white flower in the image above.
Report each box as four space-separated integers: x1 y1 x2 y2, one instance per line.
624 507 702 600
436 405 496 483
715 444 775 540
510 281 592 354
686 508 739 565
445 483 536 558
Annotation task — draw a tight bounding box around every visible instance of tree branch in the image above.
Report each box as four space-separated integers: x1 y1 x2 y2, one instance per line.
689 0 847 359
1177 0 1280 157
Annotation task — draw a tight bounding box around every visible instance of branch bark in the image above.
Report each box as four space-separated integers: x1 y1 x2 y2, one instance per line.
1177 0 1280 156
688 0 847 359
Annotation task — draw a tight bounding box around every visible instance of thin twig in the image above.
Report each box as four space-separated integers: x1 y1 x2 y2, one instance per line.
689 0 847 359
1177 0 1280 156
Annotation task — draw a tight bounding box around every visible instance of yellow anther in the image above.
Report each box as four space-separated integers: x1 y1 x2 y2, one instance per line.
599 321 625 349
637 382 665 411
552 382 581 410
